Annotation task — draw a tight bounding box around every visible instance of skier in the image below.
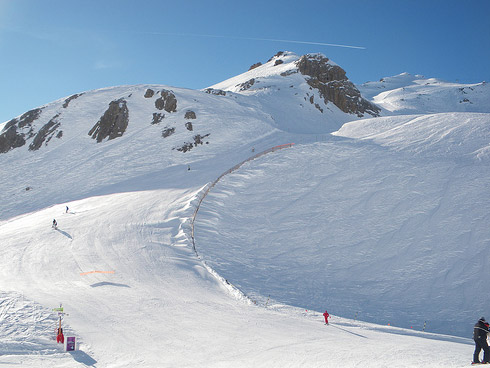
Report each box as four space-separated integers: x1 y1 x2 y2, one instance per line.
473 317 490 364
323 310 330 325
65 206 69 213
52 219 57 229
56 327 64 344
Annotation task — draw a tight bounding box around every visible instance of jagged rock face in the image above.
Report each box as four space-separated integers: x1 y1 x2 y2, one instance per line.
0 108 43 153
29 114 62 151
297 54 380 117
0 125 26 153
88 99 129 143
155 89 177 113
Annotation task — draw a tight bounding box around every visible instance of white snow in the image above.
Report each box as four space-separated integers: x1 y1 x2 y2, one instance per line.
358 73 490 115
1 55 489 367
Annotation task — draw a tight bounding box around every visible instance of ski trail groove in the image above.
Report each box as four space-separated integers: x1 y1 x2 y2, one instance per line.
190 143 295 303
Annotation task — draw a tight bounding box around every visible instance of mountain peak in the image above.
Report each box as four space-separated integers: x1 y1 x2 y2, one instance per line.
296 53 380 117
210 51 380 119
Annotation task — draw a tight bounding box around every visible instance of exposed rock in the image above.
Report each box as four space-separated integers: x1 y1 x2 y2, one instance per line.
63 93 83 108
280 70 298 77
174 133 210 153
184 110 196 119
274 59 284 66
296 54 380 117
0 108 43 153
155 89 177 113
267 51 284 62
29 114 62 151
152 112 165 125
249 62 262 71
185 122 193 131
162 126 175 138
0 125 26 153
238 78 255 92
16 108 43 132
144 89 155 98
88 99 129 143
204 88 226 96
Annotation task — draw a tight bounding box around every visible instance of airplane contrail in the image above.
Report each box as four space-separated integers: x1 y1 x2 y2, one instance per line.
143 31 366 50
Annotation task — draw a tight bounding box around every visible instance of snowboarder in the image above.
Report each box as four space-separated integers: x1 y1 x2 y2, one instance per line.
473 317 490 364
323 310 330 325
56 327 64 344
52 219 57 229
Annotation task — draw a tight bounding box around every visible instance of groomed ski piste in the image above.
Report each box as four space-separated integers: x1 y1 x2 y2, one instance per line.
1 52 489 367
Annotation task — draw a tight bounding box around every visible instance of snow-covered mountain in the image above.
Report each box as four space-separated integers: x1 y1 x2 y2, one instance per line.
358 72 490 115
0 51 489 367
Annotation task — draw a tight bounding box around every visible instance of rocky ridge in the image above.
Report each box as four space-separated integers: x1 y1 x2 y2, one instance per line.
296 54 380 117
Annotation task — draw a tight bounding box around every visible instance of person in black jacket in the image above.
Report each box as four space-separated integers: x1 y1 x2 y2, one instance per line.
473 317 490 364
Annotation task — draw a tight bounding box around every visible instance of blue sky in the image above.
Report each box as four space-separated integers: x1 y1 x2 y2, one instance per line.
1 0 489 124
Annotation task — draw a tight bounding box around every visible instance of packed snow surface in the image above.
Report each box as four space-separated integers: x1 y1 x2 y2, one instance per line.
1 60 489 366
196 113 490 339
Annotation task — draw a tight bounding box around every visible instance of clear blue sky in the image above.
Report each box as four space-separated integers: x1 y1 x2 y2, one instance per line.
1 0 489 124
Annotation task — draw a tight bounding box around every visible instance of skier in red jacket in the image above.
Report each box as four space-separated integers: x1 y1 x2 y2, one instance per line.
323 310 330 324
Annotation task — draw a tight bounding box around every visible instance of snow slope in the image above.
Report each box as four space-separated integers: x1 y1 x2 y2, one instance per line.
210 51 364 133
195 112 490 338
358 73 490 115
0 160 476 368
1 52 489 366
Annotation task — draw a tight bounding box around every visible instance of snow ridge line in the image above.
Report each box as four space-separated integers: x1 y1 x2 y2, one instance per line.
190 143 295 302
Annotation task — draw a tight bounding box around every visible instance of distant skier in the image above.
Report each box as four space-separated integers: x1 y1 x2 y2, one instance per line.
65 206 69 213
56 327 64 344
52 219 57 229
323 310 330 325
473 317 490 364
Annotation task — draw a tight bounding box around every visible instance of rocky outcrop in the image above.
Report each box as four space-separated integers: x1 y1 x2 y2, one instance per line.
267 51 285 62
238 78 255 92
174 133 210 153
184 110 196 119
185 122 193 131
249 62 262 71
29 114 62 151
0 108 43 153
162 126 175 138
88 99 129 143
152 113 164 125
204 88 226 96
0 125 26 153
155 90 177 113
63 93 83 108
296 54 380 117
144 89 155 98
